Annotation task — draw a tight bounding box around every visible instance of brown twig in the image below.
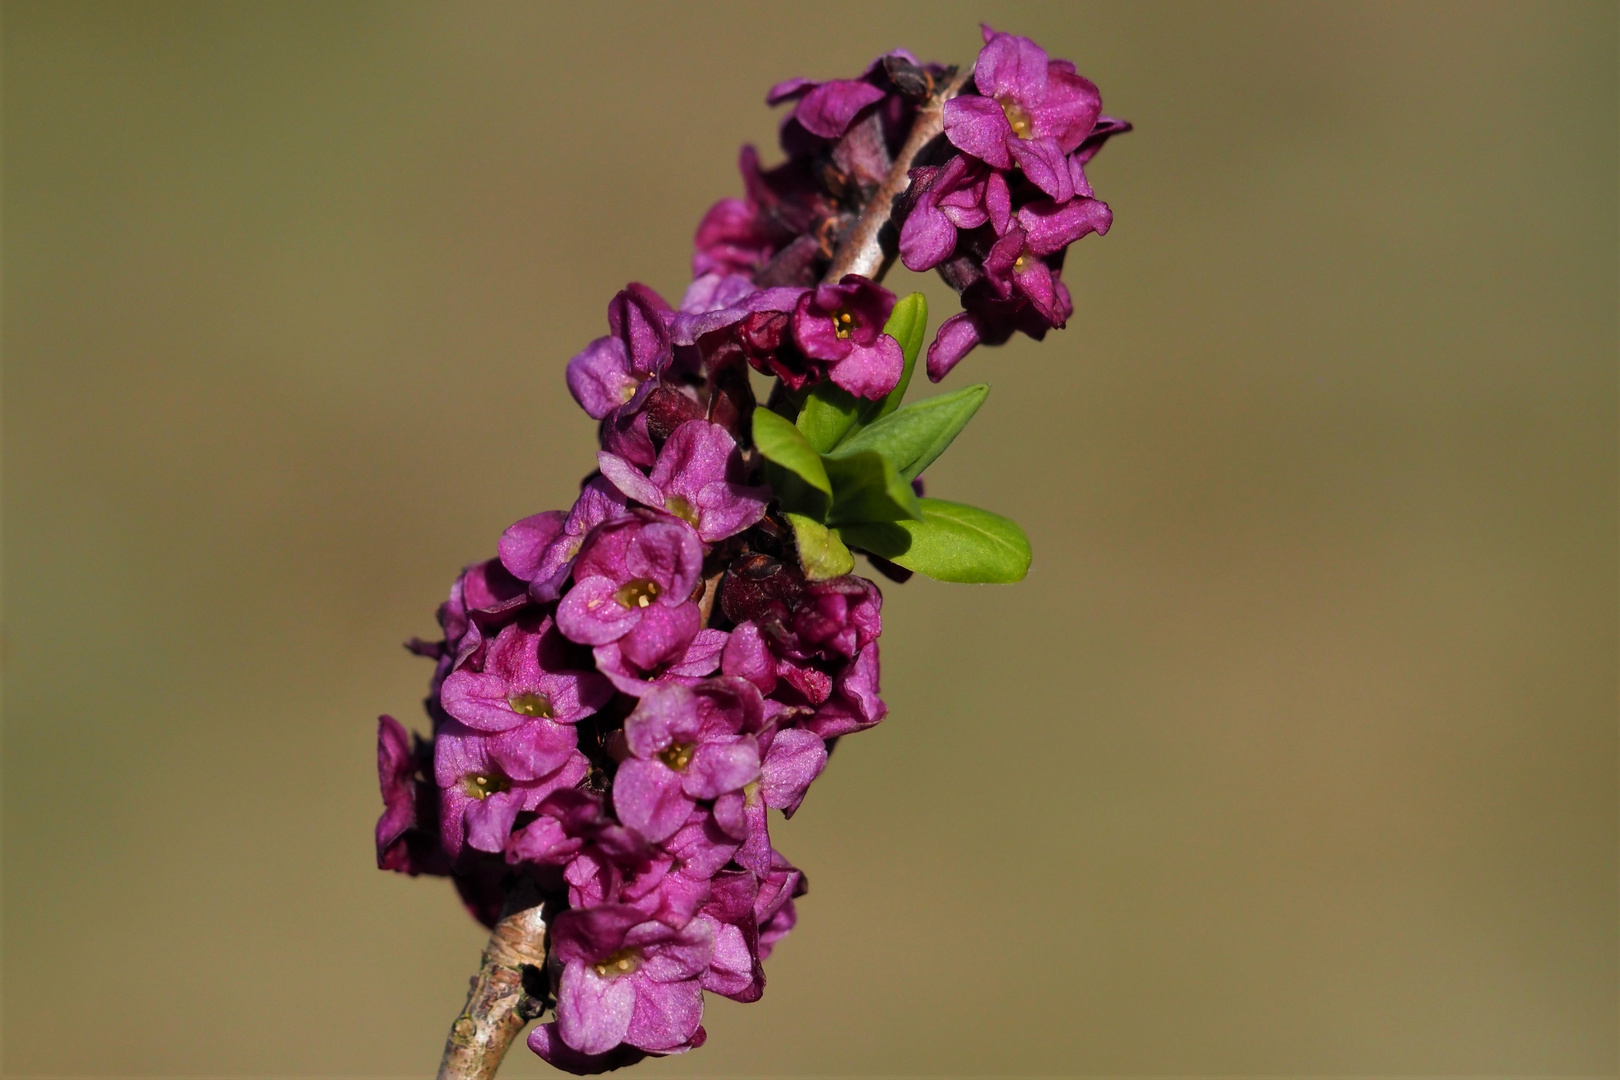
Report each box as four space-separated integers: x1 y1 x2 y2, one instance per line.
436 881 550 1080
822 66 973 284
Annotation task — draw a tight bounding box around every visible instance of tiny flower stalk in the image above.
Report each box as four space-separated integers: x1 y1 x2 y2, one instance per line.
377 23 1127 1079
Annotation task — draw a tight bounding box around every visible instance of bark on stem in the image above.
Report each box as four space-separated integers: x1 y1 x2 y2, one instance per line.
436 881 549 1080
822 66 973 284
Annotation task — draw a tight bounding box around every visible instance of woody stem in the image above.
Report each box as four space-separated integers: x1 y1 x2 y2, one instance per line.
822 66 973 284
435 879 550 1080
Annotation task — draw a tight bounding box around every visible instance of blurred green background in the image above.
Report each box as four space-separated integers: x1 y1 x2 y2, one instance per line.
4 2 1615 1075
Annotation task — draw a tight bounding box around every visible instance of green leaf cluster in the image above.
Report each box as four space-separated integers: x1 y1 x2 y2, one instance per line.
750 293 1032 585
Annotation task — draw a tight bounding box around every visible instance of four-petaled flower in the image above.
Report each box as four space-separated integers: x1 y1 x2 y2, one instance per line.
597 420 769 543
550 903 713 1055
613 679 765 843
942 26 1102 201
555 510 705 669
790 275 904 399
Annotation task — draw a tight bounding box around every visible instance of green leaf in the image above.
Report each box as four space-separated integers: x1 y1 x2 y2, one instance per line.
796 383 861 454
785 512 855 580
860 292 927 425
824 450 923 525
830 383 988 481
752 407 831 497
836 497 1031 583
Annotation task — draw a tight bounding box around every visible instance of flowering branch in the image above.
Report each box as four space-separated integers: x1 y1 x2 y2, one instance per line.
378 24 1129 1080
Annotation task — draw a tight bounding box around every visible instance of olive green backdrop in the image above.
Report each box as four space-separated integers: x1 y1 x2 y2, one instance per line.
4 2 1615 1076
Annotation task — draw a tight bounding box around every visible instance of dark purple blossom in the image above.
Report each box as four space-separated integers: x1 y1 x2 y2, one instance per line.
598 420 768 543
790 275 904 399
980 198 1113 325
757 725 827 816
526 1023 652 1076
376 715 449 875
555 511 704 670
566 285 675 421
768 75 886 141
898 155 1013 272
802 643 887 738
754 853 808 960
698 870 766 1002
502 479 629 604
942 27 1102 201
592 627 728 697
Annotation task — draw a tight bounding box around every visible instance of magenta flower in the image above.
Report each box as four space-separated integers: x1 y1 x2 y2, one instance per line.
720 620 778 697
753 852 808 960
790 275 904 399
669 283 806 353
698 870 766 1002
942 27 1102 200
786 575 883 663
802 643 887 738
612 679 765 843
758 725 827 816
593 627 727 697
439 556 530 663
566 284 675 421
898 155 1014 272
550 903 712 1055
692 197 777 280
440 617 612 733
434 718 587 857
722 725 826 878
767 75 887 141
501 478 629 604
526 1023 651 1076
664 803 747 881
597 419 768 543
981 198 1114 325
375 715 449 875
555 511 704 673
924 287 1070 383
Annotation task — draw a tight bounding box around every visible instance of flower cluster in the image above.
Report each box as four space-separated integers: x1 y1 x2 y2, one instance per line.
899 25 1128 380
377 25 1123 1076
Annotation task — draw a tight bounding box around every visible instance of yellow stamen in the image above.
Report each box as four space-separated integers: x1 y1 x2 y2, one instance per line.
614 577 662 609
664 494 700 527
832 309 855 340
998 96 1034 140
461 772 509 800
658 742 697 772
592 948 642 979
507 691 554 718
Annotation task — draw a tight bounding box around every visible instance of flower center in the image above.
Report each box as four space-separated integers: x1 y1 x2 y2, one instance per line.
507 691 554 718
592 947 642 979
461 772 510 800
998 96 1034 140
658 742 697 771
744 779 761 807
664 494 700 527
831 308 855 340
1012 252 1030 273
614 577 662 609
